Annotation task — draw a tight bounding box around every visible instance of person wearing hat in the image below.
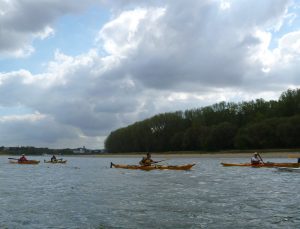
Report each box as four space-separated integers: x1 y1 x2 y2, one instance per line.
139 152 158 166
18 154 28 162
251 152 262 165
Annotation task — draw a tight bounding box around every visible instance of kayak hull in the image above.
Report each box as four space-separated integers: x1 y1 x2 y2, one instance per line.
111 163 195 171
44 160 67 164
221 162 300 168
9 160 40 164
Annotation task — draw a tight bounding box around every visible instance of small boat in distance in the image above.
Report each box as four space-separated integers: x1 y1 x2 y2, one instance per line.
110 162 195 171
221 162 300 168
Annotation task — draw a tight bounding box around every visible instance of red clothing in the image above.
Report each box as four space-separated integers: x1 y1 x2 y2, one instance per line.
18 156 27 162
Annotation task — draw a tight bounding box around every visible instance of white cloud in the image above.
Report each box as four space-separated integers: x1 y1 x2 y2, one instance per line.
97 7 165 57
0 0 101 57
36 26 55 40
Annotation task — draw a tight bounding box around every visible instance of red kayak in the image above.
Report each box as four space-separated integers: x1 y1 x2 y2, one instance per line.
9 159 40 164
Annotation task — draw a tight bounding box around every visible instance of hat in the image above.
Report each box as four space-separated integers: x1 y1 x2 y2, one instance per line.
22 154 25 156
254 152 258 155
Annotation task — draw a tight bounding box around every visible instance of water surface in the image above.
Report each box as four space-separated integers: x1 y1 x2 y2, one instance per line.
0 156 299 228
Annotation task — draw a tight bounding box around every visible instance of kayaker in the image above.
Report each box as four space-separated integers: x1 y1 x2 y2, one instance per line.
50 155 57 162
139 153 157 166
18 154 28 162
251 152 263 165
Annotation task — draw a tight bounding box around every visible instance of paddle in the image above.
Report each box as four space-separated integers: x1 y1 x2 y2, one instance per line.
151 159 169 165
138 159 169 166
257 153 265 164
8 158 19 160
151 159 168 164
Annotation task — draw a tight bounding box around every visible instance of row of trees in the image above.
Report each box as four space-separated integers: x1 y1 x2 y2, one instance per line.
0 146 74 155
105 89 300 153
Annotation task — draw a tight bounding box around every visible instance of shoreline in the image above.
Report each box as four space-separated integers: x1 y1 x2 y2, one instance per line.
1 151 300 159
71 151 300 158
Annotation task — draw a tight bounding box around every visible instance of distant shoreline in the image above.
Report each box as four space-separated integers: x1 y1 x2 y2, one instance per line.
70 151 300 158
1 150 300 158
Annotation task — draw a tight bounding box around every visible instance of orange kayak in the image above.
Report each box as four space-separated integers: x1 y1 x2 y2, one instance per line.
221 162 300 168
9 160 40 164
110 162 195 171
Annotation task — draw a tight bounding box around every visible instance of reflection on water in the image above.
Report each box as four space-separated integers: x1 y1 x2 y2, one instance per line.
0 156 299 228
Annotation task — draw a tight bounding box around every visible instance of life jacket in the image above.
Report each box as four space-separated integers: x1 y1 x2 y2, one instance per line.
139 157 152 166
251 157 260 165
19 156 27 162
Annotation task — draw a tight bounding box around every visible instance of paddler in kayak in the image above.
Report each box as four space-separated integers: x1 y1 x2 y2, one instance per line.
251 152 263 165
18 154 28 162
50 155 57 162
139 153 158 166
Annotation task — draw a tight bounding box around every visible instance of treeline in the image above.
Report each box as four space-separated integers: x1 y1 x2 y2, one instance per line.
105 89 300 153
0 146 74 155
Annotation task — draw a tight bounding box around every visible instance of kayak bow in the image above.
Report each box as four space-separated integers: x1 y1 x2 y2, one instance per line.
110 162 195 171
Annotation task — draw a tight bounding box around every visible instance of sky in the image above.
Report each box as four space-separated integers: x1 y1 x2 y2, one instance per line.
0 0 300 149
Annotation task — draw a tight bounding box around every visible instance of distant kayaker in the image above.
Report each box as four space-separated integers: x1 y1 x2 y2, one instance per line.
50 155 57 162
139 153 157 166
18 154 28 162
251 152 263 165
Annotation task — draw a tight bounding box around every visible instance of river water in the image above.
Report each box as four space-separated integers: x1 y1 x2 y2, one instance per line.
0 156 299 229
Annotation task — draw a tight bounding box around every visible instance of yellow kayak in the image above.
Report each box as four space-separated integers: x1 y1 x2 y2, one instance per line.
44 160 67 164
110 162 195 171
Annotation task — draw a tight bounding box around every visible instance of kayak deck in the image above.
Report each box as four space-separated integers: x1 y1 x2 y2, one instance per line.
9 160 40 164
221 162 300 168
110 162 195 171
44 160 67 164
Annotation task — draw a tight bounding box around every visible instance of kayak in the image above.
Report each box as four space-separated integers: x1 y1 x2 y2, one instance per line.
44 160 67 164
110 162 196 171
221 162 300 168
276 167 300 173
9 160 40 164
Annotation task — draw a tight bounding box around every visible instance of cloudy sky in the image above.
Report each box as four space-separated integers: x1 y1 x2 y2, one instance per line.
0 0 300 149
